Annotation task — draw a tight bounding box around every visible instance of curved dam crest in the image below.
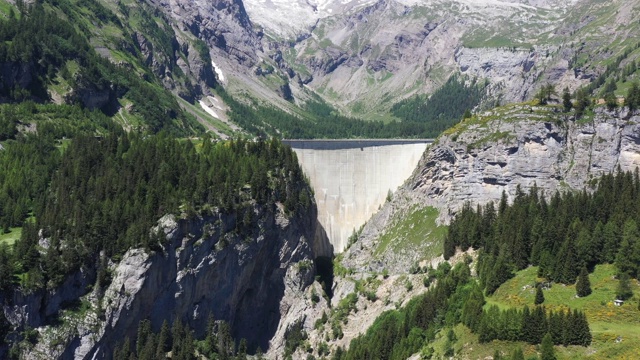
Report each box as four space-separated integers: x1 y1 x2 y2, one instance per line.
284 140 432 253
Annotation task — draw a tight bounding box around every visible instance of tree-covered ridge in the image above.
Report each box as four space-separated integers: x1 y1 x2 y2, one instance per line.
114 316 256 360
220 82 483 140
391 75 486 135
0 1 202 135
0 102 132 234
0 128 312 292
333 261 589 360
336 262 476 360
445 170 640 295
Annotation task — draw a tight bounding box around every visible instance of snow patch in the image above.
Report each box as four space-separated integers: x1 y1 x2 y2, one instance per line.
211 61 225 83
207 96 224 111
199 100 220 120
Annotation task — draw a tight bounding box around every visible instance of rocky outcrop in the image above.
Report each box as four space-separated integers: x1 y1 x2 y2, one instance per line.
408 107 640 220
5 201 325 359
149 0 261 68
345 106 640 271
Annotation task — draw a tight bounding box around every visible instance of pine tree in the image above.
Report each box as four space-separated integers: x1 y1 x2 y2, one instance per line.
626 82 639 110
576 267 592 297
156 320 170 359
548 310 564 345
616 219 639 277
540 333 556 360
616 272 633 301
605 92 618 111
510 347 525 360
575 88 590 118
563 87 573 112
443 234 456 260
0 245 14 291
602 220 619 263
535 286 545 305
237 339 248 360
493 349 503 360
576 311 592 346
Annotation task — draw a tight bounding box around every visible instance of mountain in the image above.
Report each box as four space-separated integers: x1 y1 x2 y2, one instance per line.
284 0 639 116
2 0 638 135
2 0 640 359
190 0 640 126
342 104 640 272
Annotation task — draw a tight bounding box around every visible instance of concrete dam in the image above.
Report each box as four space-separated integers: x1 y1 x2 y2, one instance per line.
284 140 432 253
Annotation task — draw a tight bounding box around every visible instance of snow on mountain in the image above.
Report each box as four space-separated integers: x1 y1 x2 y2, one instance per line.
243 0 578 38
243 0 376 38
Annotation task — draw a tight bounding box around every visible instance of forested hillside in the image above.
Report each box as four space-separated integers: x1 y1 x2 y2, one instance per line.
0 0 204 135
445 171 640 294
0 125 310 292
0 99 315 359
391 75 486 136
221 83 484 139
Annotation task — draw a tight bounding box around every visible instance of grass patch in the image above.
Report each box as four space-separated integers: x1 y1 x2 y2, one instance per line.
374 206 446 259
0 0 15 17
0 227 21 248
487 264 640 359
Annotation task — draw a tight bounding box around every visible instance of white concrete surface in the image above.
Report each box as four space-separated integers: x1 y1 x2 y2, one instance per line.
291 142 428 253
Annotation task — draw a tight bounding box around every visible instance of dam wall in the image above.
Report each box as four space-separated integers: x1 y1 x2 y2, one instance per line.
284 140 431 253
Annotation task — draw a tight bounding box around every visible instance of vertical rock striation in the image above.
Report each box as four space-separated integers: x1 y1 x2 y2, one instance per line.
4 201 324 359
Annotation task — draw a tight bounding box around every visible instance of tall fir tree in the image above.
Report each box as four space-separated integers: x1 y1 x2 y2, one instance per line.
616 219 639 277
535 286 545 305
540 333 556 360
510 347 525 360
562 87 573 112
576 267 592 297
616 272 633 301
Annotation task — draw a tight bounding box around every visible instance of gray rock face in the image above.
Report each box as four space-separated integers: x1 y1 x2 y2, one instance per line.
6 202 323 359
410 108 640 221
149 0 261 68
283 0 640 115
346 106 640 270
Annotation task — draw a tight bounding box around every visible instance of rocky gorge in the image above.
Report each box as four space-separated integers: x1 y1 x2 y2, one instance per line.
1 200 330 359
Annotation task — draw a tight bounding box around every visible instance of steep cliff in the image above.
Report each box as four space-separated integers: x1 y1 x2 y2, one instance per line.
343 105 640 271
3 201 326 359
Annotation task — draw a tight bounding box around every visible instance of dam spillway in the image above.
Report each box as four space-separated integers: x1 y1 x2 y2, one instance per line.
284 140 432 253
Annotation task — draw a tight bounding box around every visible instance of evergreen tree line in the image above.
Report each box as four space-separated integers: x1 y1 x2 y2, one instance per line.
335 262 474 360
581 41 640 96
471 305 591 346
445 170 640 294
459 280 591 350
0 2 201 135
217 75 485 140
0 129 312 292
0 103 120 233
391 75 486 135
113 317 257 360
218 91 425 140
